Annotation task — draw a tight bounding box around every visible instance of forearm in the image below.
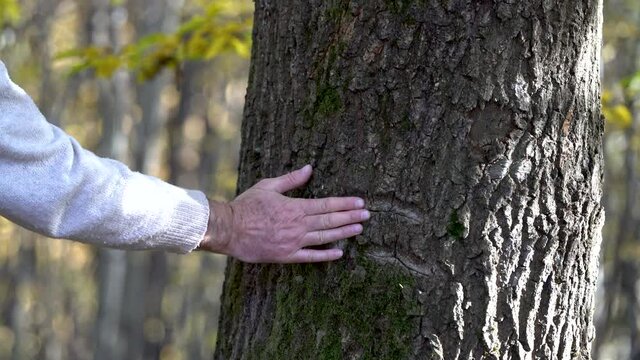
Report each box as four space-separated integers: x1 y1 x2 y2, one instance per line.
0 61 208 253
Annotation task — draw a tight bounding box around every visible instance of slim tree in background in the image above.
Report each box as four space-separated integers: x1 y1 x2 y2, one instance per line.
91 0 130 358
215 1 604 358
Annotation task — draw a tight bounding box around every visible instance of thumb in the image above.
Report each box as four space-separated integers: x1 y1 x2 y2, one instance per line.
257 165 313 193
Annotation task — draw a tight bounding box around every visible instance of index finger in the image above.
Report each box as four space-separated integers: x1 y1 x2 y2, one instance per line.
283 248 344 264
301 197 365 215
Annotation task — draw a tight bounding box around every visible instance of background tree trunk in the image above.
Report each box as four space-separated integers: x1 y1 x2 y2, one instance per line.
91 1 130 359
215 0 605 358
593 2 640 357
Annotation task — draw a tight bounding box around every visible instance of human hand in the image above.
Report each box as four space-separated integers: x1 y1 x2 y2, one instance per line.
198 165 369 263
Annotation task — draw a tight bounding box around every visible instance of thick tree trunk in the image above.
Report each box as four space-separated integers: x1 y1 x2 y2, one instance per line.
215 1 604 359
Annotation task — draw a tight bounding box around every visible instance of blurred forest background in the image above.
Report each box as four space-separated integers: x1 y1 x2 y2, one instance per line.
0 0 250 359
0 0 638 359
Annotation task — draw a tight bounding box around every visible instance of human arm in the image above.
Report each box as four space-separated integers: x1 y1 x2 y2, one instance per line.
0 61 368 260
0 60 208 253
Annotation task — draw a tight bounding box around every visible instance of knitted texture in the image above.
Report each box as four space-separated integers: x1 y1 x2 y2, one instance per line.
0 61 209 254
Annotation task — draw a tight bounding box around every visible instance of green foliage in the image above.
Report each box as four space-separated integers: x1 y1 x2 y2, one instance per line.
622 70 640 97
602 7 640 130
0 0 21 28
56 0 253 80
601 69 640 129
602 96 632 129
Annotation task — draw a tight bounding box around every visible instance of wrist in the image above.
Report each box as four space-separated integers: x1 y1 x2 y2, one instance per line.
199 199 234 254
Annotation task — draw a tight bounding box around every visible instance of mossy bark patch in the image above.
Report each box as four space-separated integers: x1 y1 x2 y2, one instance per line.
446 211 465 240
251 258 419 360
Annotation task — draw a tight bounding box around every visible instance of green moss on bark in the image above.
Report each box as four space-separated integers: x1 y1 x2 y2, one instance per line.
447 211 465 240
325 0 349 23
384 0 426 14
225 261 245 317
303 41 346 126
215 261 247 358
316 86 343 116
252 258 420 359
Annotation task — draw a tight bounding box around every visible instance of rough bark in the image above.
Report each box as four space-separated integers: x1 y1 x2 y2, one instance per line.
215 1 604 359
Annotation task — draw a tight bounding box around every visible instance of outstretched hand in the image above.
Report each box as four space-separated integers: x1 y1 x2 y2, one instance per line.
198 165 369 263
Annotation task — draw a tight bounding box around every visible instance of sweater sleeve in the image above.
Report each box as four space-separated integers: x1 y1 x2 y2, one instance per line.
0 61 209 254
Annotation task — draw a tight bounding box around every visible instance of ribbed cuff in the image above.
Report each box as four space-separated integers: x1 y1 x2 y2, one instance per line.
156 189 210 254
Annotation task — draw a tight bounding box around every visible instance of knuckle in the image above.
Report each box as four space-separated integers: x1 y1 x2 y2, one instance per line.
321 199 330 213
256 179 271 188
286 173 297 185
322 214 331 229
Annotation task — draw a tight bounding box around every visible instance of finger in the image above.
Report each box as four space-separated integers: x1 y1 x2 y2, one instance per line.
303 224 363 247
302 197 365 215
255 165 313 193
283 248 344 263
305 210 370 231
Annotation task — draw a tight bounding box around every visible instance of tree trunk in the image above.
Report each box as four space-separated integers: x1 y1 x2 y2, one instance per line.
215 1 605 359
91 1 131 359
120 1 179 358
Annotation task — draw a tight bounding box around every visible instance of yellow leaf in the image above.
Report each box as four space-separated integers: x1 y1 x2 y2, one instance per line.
229 37 251 58
0 0 21 27
604 104 633 128
94 55 121 78
602 89 613 104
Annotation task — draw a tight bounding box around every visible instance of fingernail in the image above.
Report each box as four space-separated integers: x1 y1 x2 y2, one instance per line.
355 199 365 208
361 210 370 220
354 224 363 233
303 164 312 172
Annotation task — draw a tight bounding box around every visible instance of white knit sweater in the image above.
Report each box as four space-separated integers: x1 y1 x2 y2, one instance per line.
0 61 209 254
